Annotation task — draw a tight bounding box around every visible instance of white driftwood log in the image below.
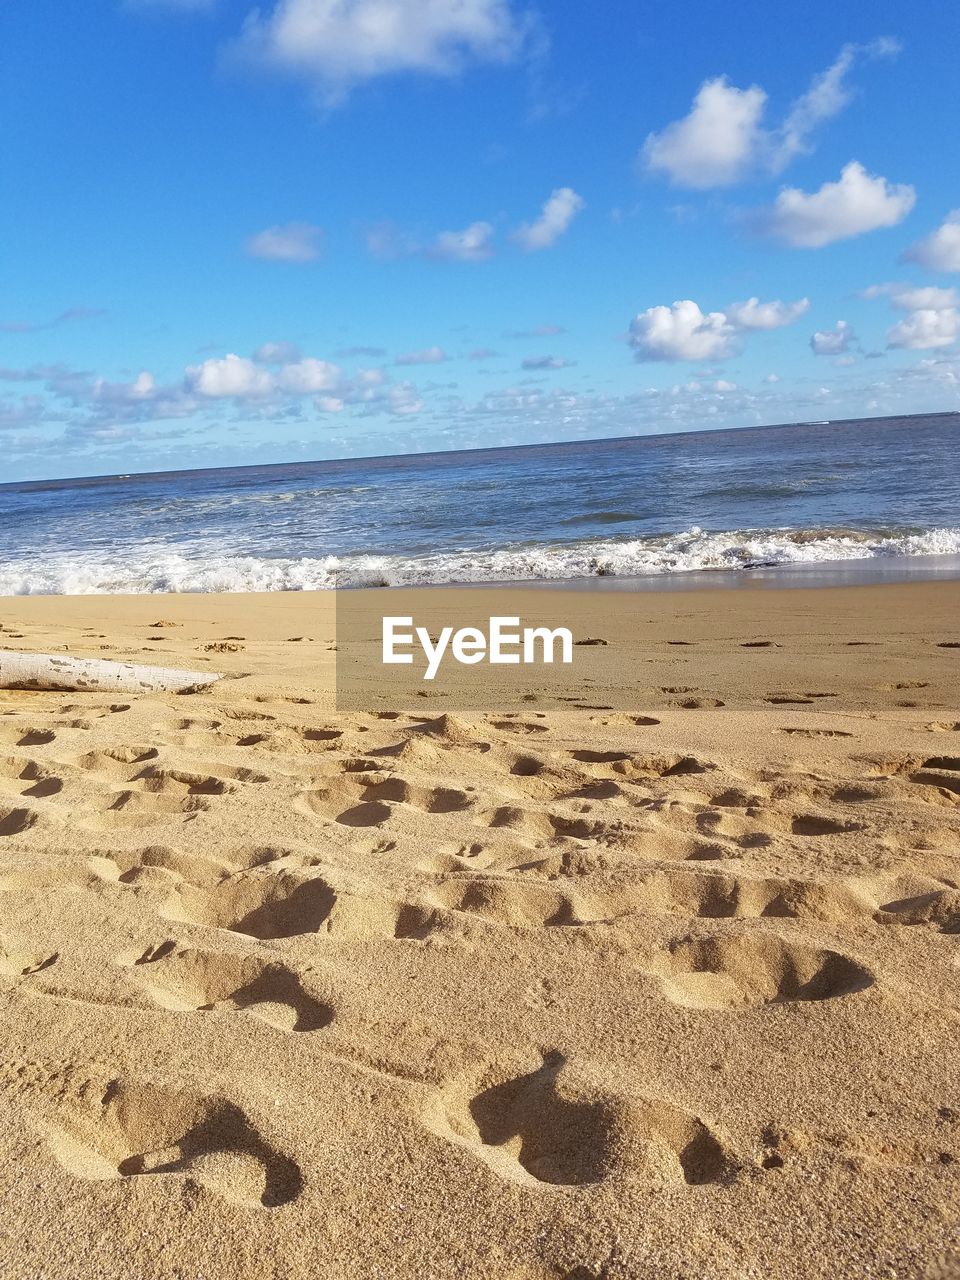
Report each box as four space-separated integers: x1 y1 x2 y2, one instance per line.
0 651 222 694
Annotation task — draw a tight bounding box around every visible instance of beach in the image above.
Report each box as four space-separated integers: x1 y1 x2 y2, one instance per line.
0 579 958 1279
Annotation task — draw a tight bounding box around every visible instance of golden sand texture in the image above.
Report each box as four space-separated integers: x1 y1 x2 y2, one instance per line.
0 581 957 1280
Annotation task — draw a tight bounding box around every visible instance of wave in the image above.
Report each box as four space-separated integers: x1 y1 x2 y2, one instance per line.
1 525 959 595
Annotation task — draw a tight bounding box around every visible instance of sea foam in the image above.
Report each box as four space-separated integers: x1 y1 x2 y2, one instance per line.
1 525 959 595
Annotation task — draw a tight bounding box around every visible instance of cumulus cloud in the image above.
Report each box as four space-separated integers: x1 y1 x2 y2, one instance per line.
276 356 340 393
726 296 810 330
629 301 738 362
186 352 342 396
642 79 767 189
642 40 898 188
244 221 323 262
887 309 960 351
231 0 528 102
810 320 856 356
394 346 448 366
902 210 960 273
860 280 960 352
429 220 495 262
521 355 575 370
629 296 809 362
2 343 435 457
752 161 915 248
187 353 276 397
512 187 584 251
386 381 424 415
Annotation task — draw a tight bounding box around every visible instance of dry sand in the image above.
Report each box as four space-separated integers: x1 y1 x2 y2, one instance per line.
0 580 958 1280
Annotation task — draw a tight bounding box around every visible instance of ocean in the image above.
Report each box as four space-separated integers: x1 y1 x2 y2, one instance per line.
1 412 958 595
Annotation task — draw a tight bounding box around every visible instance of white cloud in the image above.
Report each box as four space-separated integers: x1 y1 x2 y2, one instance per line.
276 357 340 393
512 187 584 251
862 283 959 311
726 296 810 330
232 0 527 102
777 38 899 163
642 79 767 188
763 373 781 383
903 210 960 273
388 381 424 415
887 309 960 351
429 220 495 262
186 352 340 396
395 346 448 366
642 40 898 188
245 221 323 262
91 371 159 403
629 300 738 362
628 296 808 363
861 280 960 351
753 161 915 248
187 353 276 397
810 320 856 355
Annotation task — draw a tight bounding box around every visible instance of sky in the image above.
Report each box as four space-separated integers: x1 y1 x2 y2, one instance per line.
2 0 959 481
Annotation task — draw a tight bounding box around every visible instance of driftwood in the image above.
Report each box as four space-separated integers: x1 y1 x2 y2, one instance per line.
0 651 222 694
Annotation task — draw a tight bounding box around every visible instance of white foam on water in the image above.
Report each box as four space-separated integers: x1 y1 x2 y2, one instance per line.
2 525 960 595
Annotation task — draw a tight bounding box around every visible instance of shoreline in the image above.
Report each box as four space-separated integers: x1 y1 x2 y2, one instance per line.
3 549 960 603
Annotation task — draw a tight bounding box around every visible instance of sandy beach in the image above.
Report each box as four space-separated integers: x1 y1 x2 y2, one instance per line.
0 579 958 1280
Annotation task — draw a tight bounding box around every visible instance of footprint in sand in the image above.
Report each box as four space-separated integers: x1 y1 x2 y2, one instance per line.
167 869 338 939
166 867 437 943
0 804 40 837
296 775 475 828
423 1052 734 1189
646 929 873 1010
0 726 57 748
34 1078 302 1208
129 946 334 1033
0 756 64 799
910 757 960 802
0 936 58 976
875 888 960 934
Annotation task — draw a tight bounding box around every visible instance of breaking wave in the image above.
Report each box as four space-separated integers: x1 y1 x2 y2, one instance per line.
2 525 960 595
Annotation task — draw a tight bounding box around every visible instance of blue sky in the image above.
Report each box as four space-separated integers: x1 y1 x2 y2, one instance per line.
2 0 959 481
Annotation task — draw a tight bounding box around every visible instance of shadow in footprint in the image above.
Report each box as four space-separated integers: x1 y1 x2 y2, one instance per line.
466 1053 615 1186
44 1080 302 1209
